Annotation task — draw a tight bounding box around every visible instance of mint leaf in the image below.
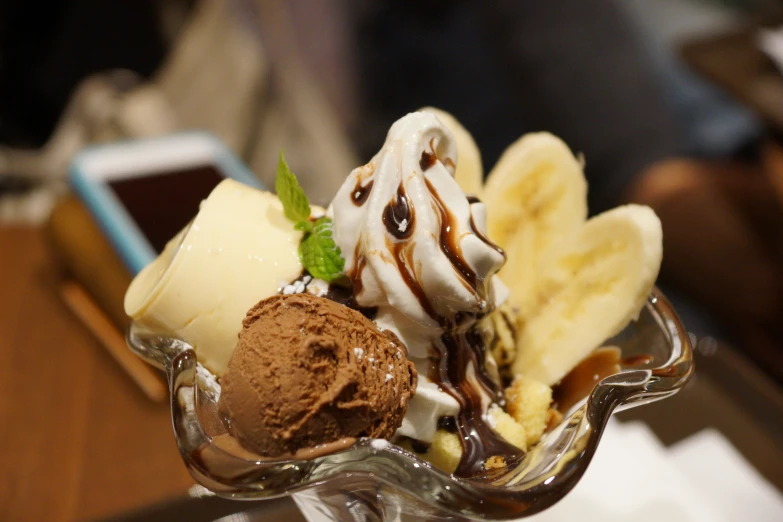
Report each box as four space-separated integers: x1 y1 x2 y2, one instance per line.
274 150 344 280
275 151 311 224
294 220 314 233
299 217 345 282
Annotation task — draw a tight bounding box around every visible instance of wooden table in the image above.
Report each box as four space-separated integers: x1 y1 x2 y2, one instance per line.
0 227 193 522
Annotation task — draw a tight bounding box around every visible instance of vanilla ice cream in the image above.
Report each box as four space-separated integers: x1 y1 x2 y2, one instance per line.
125 179 305 375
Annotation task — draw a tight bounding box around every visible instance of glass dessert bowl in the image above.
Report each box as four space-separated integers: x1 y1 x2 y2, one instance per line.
127 288 693 522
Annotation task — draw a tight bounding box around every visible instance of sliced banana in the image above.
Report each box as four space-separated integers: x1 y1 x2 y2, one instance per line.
513 204 663 385
483 133 587 316
420 107 484 196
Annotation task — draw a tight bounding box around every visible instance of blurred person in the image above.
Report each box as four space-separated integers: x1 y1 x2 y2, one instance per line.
333 0 783 373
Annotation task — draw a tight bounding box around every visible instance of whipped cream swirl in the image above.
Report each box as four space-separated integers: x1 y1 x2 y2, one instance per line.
330 112 508 445
331 112 505 351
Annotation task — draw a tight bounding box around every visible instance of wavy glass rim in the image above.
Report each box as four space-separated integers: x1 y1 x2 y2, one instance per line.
127 288 694 520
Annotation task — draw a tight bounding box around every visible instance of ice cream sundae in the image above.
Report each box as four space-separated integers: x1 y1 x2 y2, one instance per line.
125 110 662 478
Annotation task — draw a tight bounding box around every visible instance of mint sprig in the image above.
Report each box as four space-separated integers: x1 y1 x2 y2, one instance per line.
275 152 345 282
276 151 313 232
299 217 345 281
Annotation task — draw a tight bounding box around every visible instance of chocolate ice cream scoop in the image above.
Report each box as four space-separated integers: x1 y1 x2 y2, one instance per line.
218 293 417 457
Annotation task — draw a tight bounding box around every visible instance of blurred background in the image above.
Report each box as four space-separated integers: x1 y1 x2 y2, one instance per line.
2 0 783 520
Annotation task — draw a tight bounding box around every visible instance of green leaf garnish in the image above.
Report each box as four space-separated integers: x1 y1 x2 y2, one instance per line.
299 217 345 282
294 220 314 233
275 151 345 281
275 151 311 224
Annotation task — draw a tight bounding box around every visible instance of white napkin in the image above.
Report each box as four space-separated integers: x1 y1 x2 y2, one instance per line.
758 26 783 72
669 429 783 522
527 420 783 521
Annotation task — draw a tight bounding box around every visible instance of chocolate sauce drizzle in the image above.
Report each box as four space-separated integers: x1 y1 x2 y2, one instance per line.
422 174 521 476
434 329 523 477
351 179 374 206
425 178 488 302
383 183 415 239
463 195 506 260
552 347 621 413
419 138 438 171
379 183 438 320
420 150 437 171
437 416 458 433
348 241 368 298
325 279 377 320
419 137 455 172
389 238 438 320
423 174 521 476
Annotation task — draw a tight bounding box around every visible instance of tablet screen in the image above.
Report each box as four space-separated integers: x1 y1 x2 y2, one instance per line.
109 164 225 253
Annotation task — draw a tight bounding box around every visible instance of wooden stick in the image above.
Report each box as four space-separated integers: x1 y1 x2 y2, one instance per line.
60 281 167 402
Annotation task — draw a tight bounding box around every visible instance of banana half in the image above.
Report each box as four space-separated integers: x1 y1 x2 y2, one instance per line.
483 133 588 318
482 132 662 386
512 204 662 384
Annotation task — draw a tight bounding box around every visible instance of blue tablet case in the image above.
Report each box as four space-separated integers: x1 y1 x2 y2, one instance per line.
70 132 264 275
